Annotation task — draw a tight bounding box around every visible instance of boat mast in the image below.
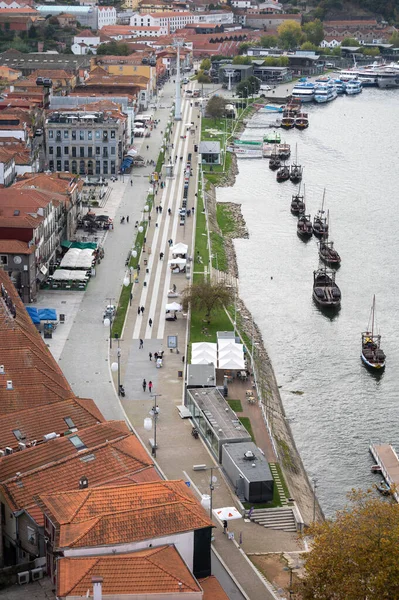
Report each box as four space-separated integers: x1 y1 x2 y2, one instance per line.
371 295 375 338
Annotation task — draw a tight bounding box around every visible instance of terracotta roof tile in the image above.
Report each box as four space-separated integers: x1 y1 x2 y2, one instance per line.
0 397 104 451
58 547 201 597
200 576 230 600
0 421 130 482
3 434 157 514
0 240 34 254
38 480 213 549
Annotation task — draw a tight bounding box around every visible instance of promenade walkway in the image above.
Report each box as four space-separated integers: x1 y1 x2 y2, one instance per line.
42 79 302 600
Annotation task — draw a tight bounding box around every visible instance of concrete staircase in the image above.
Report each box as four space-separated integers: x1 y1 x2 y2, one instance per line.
269 462 288 506
248 507 297 533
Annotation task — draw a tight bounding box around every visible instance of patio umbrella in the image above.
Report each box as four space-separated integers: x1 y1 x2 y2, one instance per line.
213 507 242 521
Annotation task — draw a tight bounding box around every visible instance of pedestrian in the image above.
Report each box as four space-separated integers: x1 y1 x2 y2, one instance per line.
160 252 164 260
137 307 141 316
126 215 129 223
146 145 149 151
137 265 141 273
156 206 159 214
149 318 153 327
168 208 171 215
223 520 228 535
141 306 144 314
192 206 195 214
154 351 158 360
182 355 185 363
130 179 133 186
139 338 144 349
148 381 153 393
149 215 152 223
159 206 162 214
149 352 152 361
142 379 147 392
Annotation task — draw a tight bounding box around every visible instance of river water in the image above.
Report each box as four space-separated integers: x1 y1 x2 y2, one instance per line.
216 88 399 516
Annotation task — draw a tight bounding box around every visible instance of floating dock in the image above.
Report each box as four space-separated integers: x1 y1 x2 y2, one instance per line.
369 442 399 502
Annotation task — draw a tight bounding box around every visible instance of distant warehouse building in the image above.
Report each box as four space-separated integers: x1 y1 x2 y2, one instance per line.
35 5 116 29
222 442 274 503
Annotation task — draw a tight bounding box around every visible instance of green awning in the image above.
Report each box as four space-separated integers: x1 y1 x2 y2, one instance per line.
61 240 97 250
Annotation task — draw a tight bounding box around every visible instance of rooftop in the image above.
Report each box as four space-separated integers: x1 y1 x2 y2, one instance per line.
37 480 213 549
58 547 202 597
222 442 273 484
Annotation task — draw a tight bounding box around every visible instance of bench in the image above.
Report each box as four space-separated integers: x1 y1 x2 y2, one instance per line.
193 464 207 471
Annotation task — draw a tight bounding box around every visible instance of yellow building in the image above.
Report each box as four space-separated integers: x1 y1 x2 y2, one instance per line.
92 57 157 95
0 66 22 82
121 0 140 8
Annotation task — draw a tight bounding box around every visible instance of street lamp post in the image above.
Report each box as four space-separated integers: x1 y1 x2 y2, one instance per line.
111 336 121 395
144 393 162 458
283 565 300 600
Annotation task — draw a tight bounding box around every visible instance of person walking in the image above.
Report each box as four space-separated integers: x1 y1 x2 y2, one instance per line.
126 215 129 223
159 206 162 214
149 318 153 327
146 145 149 151
156 206 159 214
148 381 153 393
168 208 171 215
160 252 164 260
142 379 147 392
223 520 228 535
137 307 141 316
141 306 145 314
139 338 144 349
149 352 152 361
130 180 133 186
154 351 158 361
192 207 195 215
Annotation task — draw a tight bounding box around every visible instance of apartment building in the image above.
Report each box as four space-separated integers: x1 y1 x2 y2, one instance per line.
45 109 127 177
130 10 195 33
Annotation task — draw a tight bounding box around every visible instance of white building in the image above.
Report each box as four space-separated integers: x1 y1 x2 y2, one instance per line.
97 6 117 29
0 149 15 186
130 11 196 33
320 38 343 48
196 11 234 25
71 30 101 55
231 0 252 8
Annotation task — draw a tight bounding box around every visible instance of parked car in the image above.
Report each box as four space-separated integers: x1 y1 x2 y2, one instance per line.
182 78 189 84
35 128 43 136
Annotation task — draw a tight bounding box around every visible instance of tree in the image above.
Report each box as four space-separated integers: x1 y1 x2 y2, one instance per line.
389 32 399 47
205 95 226 120
236 75 260 98
363 47 380 56
341 37 359 47
232 55 251 64
301 41 317 51
260 34 278 48
277 21 303 50
97 41 132 56
300 490 399 600
200 58 211 71
197 72 211 83
182 281 233 321
303 18 324 46
238 41 252 54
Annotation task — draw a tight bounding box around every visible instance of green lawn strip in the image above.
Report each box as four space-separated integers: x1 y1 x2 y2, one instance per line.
194 191 209 272
210 232 228 272
190 305 232 343
129 221 147 269
216 203 236 235
227 399 243 412
239 416 255 443
156 149 165 173
112 283 132 338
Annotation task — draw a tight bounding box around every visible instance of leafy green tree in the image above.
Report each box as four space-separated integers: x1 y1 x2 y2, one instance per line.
300 490 399 600
303 19 324 46
97 41 132 56
205 94 226 119
277 21 303 50
363 47 380 56
232 55 251 64
389 32 399 46
238 41 252 54
331 46 342 56
182 281 233 321
301 41 317 51
236 75 260 98
278 55 289 66
200 58 211 71
260 34 278 48
197 71 211 83
341 37 359 47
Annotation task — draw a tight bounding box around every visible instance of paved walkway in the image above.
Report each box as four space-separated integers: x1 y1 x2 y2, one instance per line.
39 80 302 600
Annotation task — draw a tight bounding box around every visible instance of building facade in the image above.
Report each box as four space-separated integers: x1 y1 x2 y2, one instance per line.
45 110 127 177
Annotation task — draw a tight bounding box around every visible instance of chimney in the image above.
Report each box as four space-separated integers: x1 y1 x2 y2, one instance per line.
37 41 44 52
79 476 89 489
92 576 103 600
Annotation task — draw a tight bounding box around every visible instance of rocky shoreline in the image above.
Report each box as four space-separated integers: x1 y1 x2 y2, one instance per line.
208 156 323 525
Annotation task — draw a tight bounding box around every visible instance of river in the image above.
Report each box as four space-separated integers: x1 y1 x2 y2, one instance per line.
216 88 399 516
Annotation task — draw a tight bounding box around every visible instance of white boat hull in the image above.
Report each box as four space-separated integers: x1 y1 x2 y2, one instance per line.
292 94 314 103
377 76 399 89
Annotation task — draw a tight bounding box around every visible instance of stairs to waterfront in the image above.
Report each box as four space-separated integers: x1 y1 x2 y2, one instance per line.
269 462 288 506
248 507 297 533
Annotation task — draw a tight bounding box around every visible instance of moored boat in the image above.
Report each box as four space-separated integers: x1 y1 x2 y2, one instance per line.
314 82 338 103
269 147 280 170
276 164 290 182
289 144 303 183
371 465 382 473
295 112 309 129
332 78 346 94
345 79 362 95
313 268 341 309
297 214 313 239
291 81 315 103
281 113 295 129
290 192 305 215
376 480 391 495
263 131 281 144
318 238 341 267
278 143 291 160
361 295 386 370
313 190 329 238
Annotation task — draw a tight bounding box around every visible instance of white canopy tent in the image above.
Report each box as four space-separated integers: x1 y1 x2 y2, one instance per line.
192 342 217 366
192 356 217 366
171 242 188 257
60 248 94 270
166 302 182 311
218 338 238 349
213 507 242 521
52 270 89 282
218 355 245 370
168 257 187 265
218 343 244 359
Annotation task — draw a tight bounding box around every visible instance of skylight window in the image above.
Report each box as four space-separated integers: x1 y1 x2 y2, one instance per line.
64 417 75 429
68 435 86 451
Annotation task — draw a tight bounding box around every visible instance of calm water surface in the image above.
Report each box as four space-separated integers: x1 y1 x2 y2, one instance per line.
217 89 399 515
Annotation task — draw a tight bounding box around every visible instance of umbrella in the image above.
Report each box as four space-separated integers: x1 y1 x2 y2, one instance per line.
166 302 182 311
213 507 242 521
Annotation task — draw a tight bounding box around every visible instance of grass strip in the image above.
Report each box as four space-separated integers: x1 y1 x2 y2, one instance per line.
227 399 243 412
112 283 132 339
239 416 255 443
210 232 228 272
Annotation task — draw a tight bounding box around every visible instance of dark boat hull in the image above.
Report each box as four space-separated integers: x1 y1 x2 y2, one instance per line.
313 227 328 239
297 228 312 239
319 253 341 268
313 292 341 309
361 352 385 371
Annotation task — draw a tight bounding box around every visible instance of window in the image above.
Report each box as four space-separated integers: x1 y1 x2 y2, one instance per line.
111 160 115 174
69 434 86 450
72 147 77 157
95 146 100 156
111 146 115 155
57 160 62 171
64 160 69 171
103 147 108 158
64 146 69 155
88 147 93 158
56 147 61 157
79 160 85 175
48 130 53 139
49 160 54 171
95 131 101 139
64 130 69 139
87 160 93 175
79 147 85 158
88 131 92 140
103 160 108 174
64 416 75 429
96 161 101 175
71 160 77 173
48 146 54 155
79 130 84 141
110 130 116 139
56 130 61 139
72 130 76 140
27 526 37 546
0 256 7 266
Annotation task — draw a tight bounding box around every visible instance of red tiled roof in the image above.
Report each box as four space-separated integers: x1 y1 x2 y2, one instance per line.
0 7 38 13
0 147 14 163
0 240 34 254
2 434 158 514
0 397 104 451
58 547 201 597
324 19 377 26
37 480 213 549
76 29 97 37
200 576 230 600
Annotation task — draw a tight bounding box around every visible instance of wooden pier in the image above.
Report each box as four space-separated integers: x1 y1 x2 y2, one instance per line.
369 442 399 502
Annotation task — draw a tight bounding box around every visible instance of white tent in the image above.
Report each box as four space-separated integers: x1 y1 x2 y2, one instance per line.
60 248 94 270
192 342 217 355
168 258 187 265
219 343 244 359
213 507 242 521
171 242 188 256
192 342 217 366
166 302 182 311
218 355 245 370
218 338 238 349
192 356 216 366
52 269 89 282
